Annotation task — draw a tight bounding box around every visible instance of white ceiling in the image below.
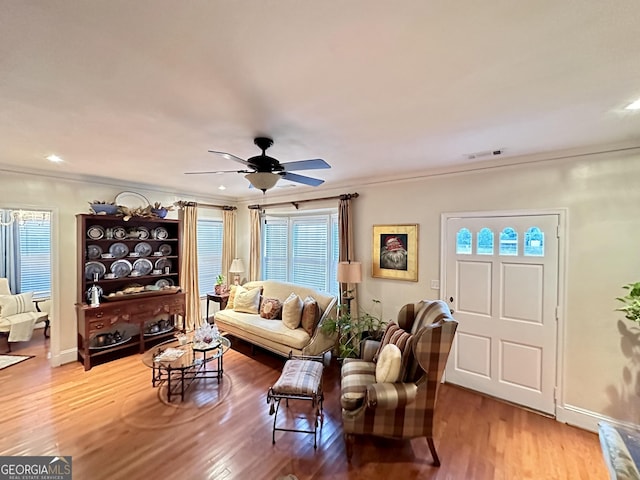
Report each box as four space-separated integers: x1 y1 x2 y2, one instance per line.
2 1 640 201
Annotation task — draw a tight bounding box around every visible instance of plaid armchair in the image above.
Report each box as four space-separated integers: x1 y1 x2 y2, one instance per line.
340 300 458 465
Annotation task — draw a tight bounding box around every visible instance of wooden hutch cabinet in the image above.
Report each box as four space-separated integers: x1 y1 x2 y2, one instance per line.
75 214 186 370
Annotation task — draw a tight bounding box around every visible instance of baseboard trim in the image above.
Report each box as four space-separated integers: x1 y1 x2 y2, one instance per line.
51 347 77 367
555 404 624 433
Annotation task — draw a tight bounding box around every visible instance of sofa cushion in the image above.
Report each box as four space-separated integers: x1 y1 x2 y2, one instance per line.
301 296 320 336
0 292 36 316
340 359 376 411
282 292 303 329
233 286 261 314
374 322 413 381
374 322 412 361
215 309 311 350
260 297 282 320
375 343 402 383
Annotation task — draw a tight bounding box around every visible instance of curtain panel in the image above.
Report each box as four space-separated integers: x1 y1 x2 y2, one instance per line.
0 210 21 293
249 208 262 281
222 209 236 285
338 197 357 316
179 205 202 330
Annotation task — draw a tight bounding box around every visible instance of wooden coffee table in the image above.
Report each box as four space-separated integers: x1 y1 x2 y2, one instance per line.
141 333 231 402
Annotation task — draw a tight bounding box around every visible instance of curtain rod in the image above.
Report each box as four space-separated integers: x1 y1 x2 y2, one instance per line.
174 201 236 211
248 192 359 210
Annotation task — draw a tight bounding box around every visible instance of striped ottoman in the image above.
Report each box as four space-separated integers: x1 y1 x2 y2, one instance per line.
267 358 324 448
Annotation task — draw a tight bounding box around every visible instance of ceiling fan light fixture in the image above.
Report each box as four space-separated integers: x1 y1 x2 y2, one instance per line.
245 172 280 193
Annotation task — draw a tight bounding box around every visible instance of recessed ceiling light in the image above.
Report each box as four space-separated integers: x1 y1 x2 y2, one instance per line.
218 185 226 190
46 154 63 163
625 99 640 110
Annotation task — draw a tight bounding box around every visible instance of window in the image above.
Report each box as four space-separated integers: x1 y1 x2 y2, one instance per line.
456 228 472 254
262 211 339 296
20 212 51 297
477 228 494 255
499 227 518 256
524 226 545 256
0 209 51 297
196 219 223 297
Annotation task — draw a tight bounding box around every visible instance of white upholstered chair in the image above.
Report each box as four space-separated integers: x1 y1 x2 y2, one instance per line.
0 278 49 352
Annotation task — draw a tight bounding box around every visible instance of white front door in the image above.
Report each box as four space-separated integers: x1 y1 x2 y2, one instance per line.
443 214 560 415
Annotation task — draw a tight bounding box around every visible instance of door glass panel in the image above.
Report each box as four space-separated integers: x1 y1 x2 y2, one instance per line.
477 227 494 255
499 227 518 256
524 226 544 256
456 228 472 254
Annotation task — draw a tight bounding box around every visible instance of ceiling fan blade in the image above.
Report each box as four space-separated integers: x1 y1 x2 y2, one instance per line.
281 159 331 172
208 150 250 166
281 172 325 187
184 169 252 175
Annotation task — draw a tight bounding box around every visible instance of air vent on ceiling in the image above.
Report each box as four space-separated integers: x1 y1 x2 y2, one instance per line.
466 149 503 160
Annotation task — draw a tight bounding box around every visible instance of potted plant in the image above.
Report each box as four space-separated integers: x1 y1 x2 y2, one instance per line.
214 274 226 294
616 281 640 325
321 299 386 359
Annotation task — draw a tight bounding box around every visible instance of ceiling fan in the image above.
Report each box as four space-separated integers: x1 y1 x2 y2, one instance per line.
185 137 331 193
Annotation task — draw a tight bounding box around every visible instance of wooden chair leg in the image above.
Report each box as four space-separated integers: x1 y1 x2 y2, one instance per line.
44 319 50 338
344 433 354 462
1 333 11 353
427 437 441 467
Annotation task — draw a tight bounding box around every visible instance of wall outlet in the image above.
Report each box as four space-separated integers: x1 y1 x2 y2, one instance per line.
430 280 440 290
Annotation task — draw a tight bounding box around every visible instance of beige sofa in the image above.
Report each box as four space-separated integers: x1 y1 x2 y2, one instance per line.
0 278 49 352
214 280 338 357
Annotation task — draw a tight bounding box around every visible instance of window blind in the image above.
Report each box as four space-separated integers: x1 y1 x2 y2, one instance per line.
196 219 223 297
18 214 52 298
262 211 339 295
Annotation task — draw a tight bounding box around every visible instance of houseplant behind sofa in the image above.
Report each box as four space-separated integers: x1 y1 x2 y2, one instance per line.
214 280 338 358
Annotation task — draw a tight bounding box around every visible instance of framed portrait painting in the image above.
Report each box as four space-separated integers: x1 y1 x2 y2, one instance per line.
372 224 418 281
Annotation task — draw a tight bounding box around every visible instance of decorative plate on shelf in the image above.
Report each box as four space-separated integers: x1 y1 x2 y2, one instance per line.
112 226 127 240
155 278 174 288
136 226 150 240
115 191 150 210
134 242 153 257
85 261 106 280
152 227 169 240
111 259 133 278
109 242 129 259
87 245 103 260
132 258 153 276
87 225 105 240
154 258 172 271
158 244 172 256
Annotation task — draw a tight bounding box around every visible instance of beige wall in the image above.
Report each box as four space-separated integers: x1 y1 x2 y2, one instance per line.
2 146 639 428
236 148 640 427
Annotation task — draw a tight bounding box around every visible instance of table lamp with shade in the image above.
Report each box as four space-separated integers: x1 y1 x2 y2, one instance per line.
229 258 245 285
337 261 362 314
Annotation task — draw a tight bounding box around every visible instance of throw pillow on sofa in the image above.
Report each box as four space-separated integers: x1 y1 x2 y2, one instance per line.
233 286 261 314
0 292 36 316
301 296 320 336
282 292 303 329
375 343 402 383
225 285 239 310
260 297 282 320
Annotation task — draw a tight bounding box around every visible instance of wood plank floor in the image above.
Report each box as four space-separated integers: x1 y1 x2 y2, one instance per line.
1 331 607 480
